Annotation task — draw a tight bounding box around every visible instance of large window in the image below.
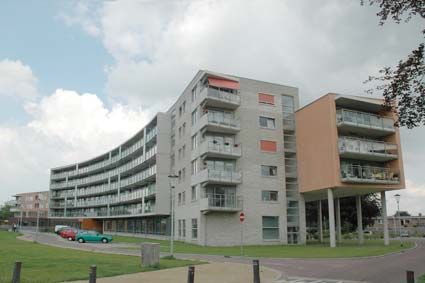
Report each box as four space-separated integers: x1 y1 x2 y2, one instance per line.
259 116 276 129
191 109 198 126
262 191 278 201
282 95 295 127
261 165 277 177
191 218 198 239
262 216 279 240
191 159 199 175
191 185 197 201
191 134 198 150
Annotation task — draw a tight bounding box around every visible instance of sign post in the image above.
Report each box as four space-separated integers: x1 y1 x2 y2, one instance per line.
239 212 245 256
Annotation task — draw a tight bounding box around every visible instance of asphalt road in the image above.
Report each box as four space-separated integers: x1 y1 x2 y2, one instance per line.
21 232 425 283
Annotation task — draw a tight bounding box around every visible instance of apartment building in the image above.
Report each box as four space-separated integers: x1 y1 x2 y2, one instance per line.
49 71 405 246
11 191 49 227
296 94 405 247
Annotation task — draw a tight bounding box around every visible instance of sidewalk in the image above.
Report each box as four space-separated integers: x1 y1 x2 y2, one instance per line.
64 262 279 283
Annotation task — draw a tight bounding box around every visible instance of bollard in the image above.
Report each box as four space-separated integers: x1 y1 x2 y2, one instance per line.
253 259 260 283
12 260 22 283
89 265 97 283
406 270 415 283
187 265 195 283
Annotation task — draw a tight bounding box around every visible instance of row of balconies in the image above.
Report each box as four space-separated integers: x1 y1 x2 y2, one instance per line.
340 164 400 184
336 108 395 136
50 204 151 218
51 147 157 190
338 136 398 162
51 127 158 180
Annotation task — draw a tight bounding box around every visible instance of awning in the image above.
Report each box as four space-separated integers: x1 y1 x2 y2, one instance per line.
208 77 240 90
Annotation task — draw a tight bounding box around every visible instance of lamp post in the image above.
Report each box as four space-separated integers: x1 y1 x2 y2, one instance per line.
34 193 42 243
394 194 403 247
168 174 178 257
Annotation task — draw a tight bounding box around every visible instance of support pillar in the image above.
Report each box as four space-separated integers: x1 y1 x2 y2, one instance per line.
381 191 390 246
336 198 342 242
356 195 364 245
327 189 336 248
299 194 307 244
318 200 323 242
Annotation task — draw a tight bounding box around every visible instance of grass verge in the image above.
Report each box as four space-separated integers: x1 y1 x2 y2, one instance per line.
0 231 199 283
418 274 425 283
113 235 414 258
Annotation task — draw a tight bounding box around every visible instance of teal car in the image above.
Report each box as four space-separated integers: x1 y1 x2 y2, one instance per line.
76 230 113 243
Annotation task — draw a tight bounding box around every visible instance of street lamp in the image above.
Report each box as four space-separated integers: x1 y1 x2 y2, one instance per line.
168 174 178 257
394 194 403 247
34 193 42 243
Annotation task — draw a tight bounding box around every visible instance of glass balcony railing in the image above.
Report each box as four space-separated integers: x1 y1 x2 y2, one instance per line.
201 141 242 157
338 137 398 160
340 164 400 184
201 87 241 106
336 109 395 133
201 193 242 210
204 111 240 129
199 169 242 184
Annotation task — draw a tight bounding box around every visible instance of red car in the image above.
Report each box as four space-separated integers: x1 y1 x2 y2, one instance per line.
60 228 78 241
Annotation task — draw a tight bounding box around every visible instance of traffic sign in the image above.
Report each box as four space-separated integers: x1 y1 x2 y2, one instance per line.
239 212 245 222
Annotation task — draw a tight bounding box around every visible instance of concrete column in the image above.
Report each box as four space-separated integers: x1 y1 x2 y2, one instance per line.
299 194 307 244
335 198 342 242
327 189 336 248
318 200 323 242
381 191 390 246
356 195 364 245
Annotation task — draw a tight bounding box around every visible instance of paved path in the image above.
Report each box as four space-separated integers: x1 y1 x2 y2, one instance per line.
21 232 425 283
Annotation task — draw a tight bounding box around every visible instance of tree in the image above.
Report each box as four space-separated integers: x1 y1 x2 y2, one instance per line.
362 0 425 128
0 204 13 221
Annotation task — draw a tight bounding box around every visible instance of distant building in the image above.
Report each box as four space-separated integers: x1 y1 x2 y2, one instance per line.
368 214 425 236
11 191 49 227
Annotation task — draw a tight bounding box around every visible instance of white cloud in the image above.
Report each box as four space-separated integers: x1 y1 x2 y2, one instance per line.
0 59 37 100
0 89 149 203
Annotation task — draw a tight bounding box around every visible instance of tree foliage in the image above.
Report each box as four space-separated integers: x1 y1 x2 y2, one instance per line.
362 0 425 128
0 204 13 221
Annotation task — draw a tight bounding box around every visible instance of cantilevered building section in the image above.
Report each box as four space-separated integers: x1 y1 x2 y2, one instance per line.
296 93 405 247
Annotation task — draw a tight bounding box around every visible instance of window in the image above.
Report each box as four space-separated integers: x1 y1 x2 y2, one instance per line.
258 93 275 105
171 154 175 168
191 134 198 150
191 85 197 102
179 106 182 117
182 168 186 181
191 186 197 201
182 191 186 205
178 170 182 182
191 218 198 239
191 159 198 175
182 219 186 237
178 127 182 138
282 95 295 127
261 165 277 176
171 134 175 148
178 193 182 206
259 116 276 129
182 145 186 157
262 216 279 240
262 191 278 201
178 148 182 160
191 109 198 126
260 140 277 152
182 122 186 135
182 101 186 113
178 220 182 237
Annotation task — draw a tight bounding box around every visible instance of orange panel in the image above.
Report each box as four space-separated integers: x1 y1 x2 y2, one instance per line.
260 140 277 152
208 77 240 90
258 93 275 105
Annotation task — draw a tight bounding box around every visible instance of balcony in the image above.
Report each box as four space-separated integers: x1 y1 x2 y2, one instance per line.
200 194 242 214
199 141 242 159
193 169 242 185
336 109 395 137
199 87 240 110
339 137 398 162
340 164 400 184
198 112 240 134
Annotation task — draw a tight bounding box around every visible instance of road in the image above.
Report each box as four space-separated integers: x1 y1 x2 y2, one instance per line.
21 232 425 283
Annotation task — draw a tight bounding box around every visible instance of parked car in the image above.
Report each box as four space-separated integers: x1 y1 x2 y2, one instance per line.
363 230 373 235
54 225 69 235
400 230 410 237
75 230 113 243
60 227 78 241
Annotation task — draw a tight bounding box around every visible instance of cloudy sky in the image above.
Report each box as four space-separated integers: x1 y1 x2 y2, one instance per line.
0 0 423 215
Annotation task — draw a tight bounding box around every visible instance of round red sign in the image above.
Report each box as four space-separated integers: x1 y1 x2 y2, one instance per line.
239 212 245 222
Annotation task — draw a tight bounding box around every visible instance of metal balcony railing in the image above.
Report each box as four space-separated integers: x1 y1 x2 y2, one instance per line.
201 194 242 210
203 169 242 184
340 164 400 184
338 137 398 157
201 141 242 157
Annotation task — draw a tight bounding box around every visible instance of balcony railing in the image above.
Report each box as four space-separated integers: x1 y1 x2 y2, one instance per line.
200 194 242 212
200 141 242 158
338 137 398 161
340 164 400 184
196 169 242 185
336 109 395 134
200 87 240 108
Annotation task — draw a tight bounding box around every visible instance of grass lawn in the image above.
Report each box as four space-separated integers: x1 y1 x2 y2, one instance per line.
418 274 425 283
0 231 199 283
113 235 414 258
